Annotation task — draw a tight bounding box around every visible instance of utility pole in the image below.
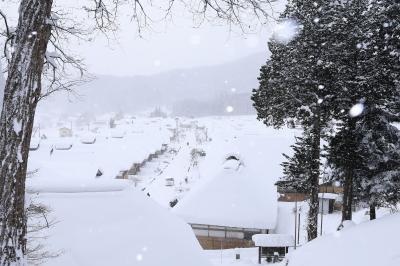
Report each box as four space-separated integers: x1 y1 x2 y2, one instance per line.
294 200 298 249
298 206 301 244
320 191 324 236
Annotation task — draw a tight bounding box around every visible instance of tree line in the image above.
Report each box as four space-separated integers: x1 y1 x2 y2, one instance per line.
252 0 400 241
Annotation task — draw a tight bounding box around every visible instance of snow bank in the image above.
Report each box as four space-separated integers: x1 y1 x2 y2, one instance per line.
287 213 400 266
38 188 211 266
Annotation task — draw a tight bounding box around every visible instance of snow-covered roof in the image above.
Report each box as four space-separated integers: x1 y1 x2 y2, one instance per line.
252 234 295 247
318 193 339 200
35 188 211 266
173 131 293 230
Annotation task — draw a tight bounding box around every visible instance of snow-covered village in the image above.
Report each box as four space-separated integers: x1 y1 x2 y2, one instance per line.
0 0 399 266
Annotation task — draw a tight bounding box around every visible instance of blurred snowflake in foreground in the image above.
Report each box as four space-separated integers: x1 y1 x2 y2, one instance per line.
349 103 364 117
226 106 234 113
272 19 300 44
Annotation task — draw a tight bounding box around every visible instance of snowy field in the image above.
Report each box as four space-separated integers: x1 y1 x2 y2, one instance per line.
27 114 399 266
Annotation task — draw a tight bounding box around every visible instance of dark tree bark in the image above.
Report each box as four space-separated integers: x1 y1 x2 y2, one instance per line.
341 120 357 222
307 116 320 241
369 204 376 220
341 168 353 221
0 0 53 264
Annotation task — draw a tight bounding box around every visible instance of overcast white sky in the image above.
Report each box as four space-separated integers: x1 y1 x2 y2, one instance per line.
1 0 285 76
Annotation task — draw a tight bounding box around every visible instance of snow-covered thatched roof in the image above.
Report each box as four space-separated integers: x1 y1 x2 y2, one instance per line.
252 234 294 247
174 133 284 230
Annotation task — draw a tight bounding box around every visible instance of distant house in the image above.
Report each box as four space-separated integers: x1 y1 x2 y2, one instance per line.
59 127 72 138
174 153 278 250
276 181 344 209
80 134 96 144
275 180 308 202
319 181 344 194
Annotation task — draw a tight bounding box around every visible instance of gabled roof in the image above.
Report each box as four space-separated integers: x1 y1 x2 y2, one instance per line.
174 134 282 230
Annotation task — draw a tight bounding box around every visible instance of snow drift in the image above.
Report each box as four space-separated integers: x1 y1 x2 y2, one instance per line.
287 213 400 266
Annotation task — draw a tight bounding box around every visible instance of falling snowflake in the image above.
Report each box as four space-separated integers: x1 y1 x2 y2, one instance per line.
272 19 300 44
136 254 143 261
226 106 234 113
349 103 364 117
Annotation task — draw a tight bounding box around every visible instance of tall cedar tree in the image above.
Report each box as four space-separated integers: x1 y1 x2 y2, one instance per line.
327 0 400 220
253 0 342 241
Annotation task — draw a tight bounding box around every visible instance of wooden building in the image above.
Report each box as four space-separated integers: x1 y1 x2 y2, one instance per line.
174 153 278 250
252 234 294 264
190 224 269 249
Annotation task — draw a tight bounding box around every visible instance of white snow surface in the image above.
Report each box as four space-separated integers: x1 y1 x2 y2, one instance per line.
27 118 171 193
38 188 211 266
287 213 400 266
252 234 294 247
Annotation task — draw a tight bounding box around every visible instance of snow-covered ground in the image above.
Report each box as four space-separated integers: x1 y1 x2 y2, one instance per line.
287 212 400 266
27 114 399 266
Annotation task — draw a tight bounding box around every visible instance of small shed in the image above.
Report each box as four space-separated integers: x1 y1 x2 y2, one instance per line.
252 234 294 264
55 141 73 150
29 138 40 151
80 134 96 144
59 127 72 138
318 193 338 214
165 177 175 187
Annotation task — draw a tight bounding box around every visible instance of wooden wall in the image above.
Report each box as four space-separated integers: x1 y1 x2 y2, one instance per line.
196 236 255 250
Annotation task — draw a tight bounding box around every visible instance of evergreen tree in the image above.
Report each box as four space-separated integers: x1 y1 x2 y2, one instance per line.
253 0 344 241
355 107 400 218
280 130 314 195
326 0 400 221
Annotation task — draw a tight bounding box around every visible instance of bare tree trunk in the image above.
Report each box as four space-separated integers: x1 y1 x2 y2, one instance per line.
0 0 53 264
369 203 376 220
307 115 320 241
341 120 356 222
341 168 353 221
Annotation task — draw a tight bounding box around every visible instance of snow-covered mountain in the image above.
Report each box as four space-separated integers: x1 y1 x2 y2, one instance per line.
38 52 269 116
